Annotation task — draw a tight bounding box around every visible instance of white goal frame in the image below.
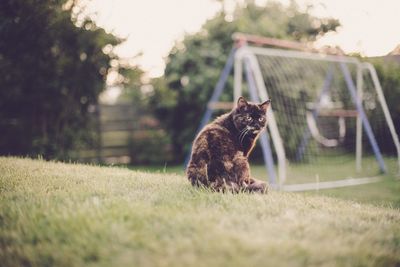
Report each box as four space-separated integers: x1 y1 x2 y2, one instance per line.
234 45 400 191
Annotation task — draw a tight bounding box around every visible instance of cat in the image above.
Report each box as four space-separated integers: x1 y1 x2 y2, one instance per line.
186 97 271 193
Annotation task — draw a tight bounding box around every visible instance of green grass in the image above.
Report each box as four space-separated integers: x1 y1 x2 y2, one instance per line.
1 157 400 267
130 156 400 208
304 178 400 207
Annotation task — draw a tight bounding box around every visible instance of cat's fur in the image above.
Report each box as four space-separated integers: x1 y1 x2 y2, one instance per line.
186 97 270 193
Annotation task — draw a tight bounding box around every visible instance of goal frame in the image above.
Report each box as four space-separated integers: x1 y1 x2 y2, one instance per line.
185 34 400 191
234 45 400 190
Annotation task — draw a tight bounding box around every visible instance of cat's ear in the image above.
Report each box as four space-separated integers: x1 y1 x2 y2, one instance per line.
237 97 248 110
259 99 271 113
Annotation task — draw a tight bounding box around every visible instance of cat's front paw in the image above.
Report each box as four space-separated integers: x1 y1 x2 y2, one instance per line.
246 179 268 194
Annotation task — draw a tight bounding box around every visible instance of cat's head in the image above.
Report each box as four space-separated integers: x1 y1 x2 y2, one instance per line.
232 97 271 134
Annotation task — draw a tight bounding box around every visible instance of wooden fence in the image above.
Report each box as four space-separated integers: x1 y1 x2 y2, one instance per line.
76 103 170 164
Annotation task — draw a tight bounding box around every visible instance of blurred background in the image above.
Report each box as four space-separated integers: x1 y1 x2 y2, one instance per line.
1 0 399 168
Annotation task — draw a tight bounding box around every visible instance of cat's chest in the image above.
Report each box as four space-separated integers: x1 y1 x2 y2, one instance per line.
240 136 256 157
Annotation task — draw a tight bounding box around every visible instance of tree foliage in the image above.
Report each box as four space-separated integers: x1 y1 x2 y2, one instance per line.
0 0 123 159
367 59 400 155
152 1 340 162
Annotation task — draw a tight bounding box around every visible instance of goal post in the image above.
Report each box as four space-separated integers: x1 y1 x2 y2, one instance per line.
362 62 400 175
186 34 400 191
237 49 287 188
234 45 400 190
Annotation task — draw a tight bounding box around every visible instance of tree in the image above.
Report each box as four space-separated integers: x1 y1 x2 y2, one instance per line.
0 0 124 159
151 0 340 162
366 59 400 155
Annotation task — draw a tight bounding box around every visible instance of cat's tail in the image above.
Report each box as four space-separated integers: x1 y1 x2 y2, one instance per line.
186 159 209 187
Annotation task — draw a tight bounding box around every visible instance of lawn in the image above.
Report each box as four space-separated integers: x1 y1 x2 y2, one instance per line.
131 156 400 208
1 157 400 267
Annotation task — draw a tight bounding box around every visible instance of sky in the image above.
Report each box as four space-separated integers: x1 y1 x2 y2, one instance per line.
83 0 400 78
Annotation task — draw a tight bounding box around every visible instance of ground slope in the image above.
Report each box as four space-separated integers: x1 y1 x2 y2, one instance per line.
0 157 399 267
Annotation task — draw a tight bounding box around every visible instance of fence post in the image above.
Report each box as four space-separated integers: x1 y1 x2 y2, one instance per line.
95 104 102 163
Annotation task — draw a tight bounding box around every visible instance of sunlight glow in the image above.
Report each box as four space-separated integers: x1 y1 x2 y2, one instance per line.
85 0 400 77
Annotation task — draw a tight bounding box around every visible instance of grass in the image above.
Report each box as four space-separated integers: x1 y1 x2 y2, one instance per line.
130 156 400 208
1 157 400 267
304 178 400 207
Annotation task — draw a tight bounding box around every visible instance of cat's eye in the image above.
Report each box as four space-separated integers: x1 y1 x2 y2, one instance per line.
246 116 252 121
259 117 265 122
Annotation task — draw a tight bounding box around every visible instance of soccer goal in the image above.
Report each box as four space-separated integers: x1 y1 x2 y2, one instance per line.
188 33 400 191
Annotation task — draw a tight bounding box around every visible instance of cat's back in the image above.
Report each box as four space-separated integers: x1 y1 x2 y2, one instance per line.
191 113 235 154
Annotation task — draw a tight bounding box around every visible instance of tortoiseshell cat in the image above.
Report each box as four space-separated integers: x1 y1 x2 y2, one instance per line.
186 97 270 193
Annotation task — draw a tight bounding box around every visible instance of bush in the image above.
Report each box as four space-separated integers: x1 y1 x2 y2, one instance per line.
0 0 122 159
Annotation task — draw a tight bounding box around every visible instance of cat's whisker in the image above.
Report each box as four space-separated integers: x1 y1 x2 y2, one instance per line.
238 127 247 136
237 128 245 141
238 127 248 145
241 129 249 146
238 129 245 141
240 128 250 146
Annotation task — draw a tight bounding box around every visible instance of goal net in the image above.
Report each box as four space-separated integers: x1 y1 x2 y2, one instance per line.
234 46 400 191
